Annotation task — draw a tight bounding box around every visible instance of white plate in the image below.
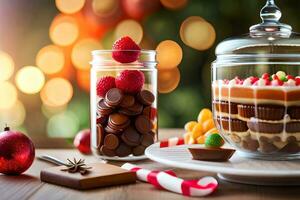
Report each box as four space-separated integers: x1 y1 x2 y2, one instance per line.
145 143 300 185
97 154 148 161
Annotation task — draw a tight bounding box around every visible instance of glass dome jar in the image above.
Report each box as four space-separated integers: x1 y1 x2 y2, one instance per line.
90 50 157 160
212 0 300 160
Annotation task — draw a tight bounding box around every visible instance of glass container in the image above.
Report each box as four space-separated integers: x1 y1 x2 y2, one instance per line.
212 0 300 160
90 50 157 160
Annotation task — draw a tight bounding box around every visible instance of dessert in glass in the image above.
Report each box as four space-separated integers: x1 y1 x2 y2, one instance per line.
212 0 300 160
90 37 157 160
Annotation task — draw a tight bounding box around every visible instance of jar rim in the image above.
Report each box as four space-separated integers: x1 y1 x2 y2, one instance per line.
92 49 156 55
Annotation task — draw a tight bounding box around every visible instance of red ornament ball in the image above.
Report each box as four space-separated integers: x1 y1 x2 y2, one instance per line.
116 70 145 94
0 126 35 175
74 129 91 154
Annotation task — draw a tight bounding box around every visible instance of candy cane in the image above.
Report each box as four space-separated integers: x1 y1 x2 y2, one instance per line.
121 163 218 197
160 137 185 148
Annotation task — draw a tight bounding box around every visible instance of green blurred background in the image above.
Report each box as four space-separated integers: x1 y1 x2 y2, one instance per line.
0 0 299 143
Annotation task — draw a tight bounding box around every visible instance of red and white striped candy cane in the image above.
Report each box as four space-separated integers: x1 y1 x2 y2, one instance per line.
121 163 218 197
160 137 185 148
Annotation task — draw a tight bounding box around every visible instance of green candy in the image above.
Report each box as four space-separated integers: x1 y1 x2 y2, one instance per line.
205 133 224 148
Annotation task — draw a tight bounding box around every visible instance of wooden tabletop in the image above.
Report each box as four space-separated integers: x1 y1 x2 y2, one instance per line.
1 129 299 200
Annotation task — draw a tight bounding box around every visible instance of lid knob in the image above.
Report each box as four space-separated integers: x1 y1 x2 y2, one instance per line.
250 0 291 37
260 0 281 23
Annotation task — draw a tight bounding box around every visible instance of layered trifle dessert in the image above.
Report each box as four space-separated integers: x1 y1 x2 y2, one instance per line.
212 71 300 155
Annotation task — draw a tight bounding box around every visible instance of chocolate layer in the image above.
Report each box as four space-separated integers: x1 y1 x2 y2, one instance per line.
213 101 238 114
238 104 285 120
288 106 300 119
247 120 300 133
216 117 248 132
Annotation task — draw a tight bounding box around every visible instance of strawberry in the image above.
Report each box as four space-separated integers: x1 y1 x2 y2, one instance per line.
261 73 270 80
286 75 295 80
116 70 145 94
112 36 141 63
96 76 116 97
295 77 300 86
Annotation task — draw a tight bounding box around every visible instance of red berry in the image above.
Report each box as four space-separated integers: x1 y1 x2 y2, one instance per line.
271 74 279 80
265 79 271 85
74 129 91 155
112 36 141 63
96 76 116 97
295 77 300 85
249 76 259 85
262 73 269 79
116 70 145 94
287 75 295 80
271 79 283 86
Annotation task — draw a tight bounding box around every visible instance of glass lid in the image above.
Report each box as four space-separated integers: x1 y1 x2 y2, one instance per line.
215 0 300 62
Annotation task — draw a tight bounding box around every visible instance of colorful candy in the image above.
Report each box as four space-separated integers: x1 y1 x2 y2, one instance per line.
205 133 224 148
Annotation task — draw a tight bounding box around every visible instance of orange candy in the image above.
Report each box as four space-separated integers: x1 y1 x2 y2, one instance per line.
202 118 216 133
191 123 203 139
184 121 198 132
196 135 206 144
197 108 213 124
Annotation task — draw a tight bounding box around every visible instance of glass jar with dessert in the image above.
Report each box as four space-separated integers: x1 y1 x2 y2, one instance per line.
90 37 157 160
212 0 300 160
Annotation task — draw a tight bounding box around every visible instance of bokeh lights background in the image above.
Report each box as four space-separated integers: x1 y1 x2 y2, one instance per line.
0 0 299 146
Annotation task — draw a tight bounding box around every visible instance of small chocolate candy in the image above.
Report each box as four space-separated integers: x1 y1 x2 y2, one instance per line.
104 134 119 150
119 102 143 116
120 95 135 108
96 124 105 149
132 145 145 156
189 147 235 162
121 126 141 147
137 90 155 106
115 143 132 157
241 138 259 151
141 132 154 147
105 88 123 107
109 113 129 127
97 115 108 125
98 99 114 115
105 125 121 134
100 146 116 157
280 142 300 153
135 115 153 134
260 142 278 153
142 106 156 120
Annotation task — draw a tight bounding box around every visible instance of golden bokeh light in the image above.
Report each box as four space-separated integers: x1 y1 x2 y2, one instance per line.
0 100 26 127
158 67 181 93
42 104 67 119
15 66 45 94
77 69 90 92
71 38 102 70
115 19 143 44
55 0 85 14
156 40 183 70
160 0 188 10
41 78 73 107
180 16 216 50
92 0 118 17
36 45 65 74
50 15 79 46
0 81 17 109
0 51 14 81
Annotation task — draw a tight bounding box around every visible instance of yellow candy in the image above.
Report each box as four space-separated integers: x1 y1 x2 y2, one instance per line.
205 128 219 135
202 119 216 133
183 132 192 144
192 123 203 139
188 137 195 144
184 121 198 132
197 108 213 124
196 135 206 144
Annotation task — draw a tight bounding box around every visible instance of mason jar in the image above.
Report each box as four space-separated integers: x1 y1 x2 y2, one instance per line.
212 0 300 160
90 50 157 160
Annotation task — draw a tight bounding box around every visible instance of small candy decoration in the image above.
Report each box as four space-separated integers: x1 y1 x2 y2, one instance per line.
205 133 224 148
121 163 218 197
160 137 184 148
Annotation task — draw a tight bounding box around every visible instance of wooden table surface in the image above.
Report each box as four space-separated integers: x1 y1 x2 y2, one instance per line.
1 129 299 200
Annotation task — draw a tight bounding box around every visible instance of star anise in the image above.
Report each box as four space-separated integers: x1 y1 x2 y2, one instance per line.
61 158 92 175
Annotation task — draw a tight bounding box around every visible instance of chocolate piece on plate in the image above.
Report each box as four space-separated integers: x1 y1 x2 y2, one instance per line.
120 95 135 108
98 99 114 115
100 145 117 157
213 101 238 114
238 104 285 120
135 115 153 134
217 117 248 132
188 147 235 162
287 106 300 119
115 143 132 157
105 88 123 107
40 163 136 190
132 145 145 156
137 90 155 106
104 134 120 150
121 126 141 147
247 120 283 133
96 124 105 149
